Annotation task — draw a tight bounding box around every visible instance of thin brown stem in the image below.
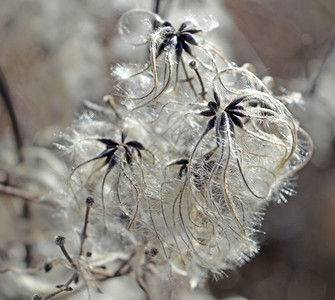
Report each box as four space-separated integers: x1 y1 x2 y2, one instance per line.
153 0 160 14
0 67 24 163
63 272 79 287
181 58 198 99
137 275 150 300
91 249 135 280
90 264 132 279
0 183 39 203
0 267 10 273
189 60 207 100
22 201 32 267
43 272 77 300
44 289 64 300
79 197 94 256
55 236 78 271
60 245 78 271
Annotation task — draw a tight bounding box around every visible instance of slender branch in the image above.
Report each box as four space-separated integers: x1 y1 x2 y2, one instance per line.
181 58 198 99
0 68 31 266
91 250 135 280
136 275 150 300
79 197 95 256
0 67 24 163
153 0 160 14
44 289 65 300
90 264 132 278
0 267 10 273
0 183 39 203
62 272 79 288
189 60 207 100
45 272 77 300
32 272 76 300
22 200 32 267
55 236 78 271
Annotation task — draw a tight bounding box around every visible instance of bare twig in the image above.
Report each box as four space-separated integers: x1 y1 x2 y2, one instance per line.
43 272 77 300
43 288 67 300
0 67 24 163
181 58 198 99
189 60 207 100
0 183 39 203
136 275 150 300
22 201 32 267
55 236 78 271
90 264 132 279
79 197 95 256
153 0 160 14
0 267 10 273
34 197 141 299
0 171 36 267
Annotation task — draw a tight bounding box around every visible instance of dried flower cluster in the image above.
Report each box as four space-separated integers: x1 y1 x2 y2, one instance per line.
52 7 313 294
0 5 311 300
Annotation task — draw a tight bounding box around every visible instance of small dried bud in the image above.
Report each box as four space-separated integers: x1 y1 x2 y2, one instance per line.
86 196 95 207
55 236 65 246
44 262 52 272
150 247 158 257
32 295 44 300
145 247 158 258
189 60 197 69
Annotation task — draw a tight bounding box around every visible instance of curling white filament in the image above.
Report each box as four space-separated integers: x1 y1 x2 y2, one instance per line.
65 8 313 285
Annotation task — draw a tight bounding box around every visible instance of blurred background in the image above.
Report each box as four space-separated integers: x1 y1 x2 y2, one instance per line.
214 1 335 300
0 0 335 299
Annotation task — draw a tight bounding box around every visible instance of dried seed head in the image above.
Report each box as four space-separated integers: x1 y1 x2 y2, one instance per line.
145 247 158 258
57 7 313 283
55 235 65 246
189 60 197 69
85 196 95 207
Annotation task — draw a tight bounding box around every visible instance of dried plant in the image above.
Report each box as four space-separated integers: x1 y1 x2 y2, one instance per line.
50 6 312 297
0 2 314 300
